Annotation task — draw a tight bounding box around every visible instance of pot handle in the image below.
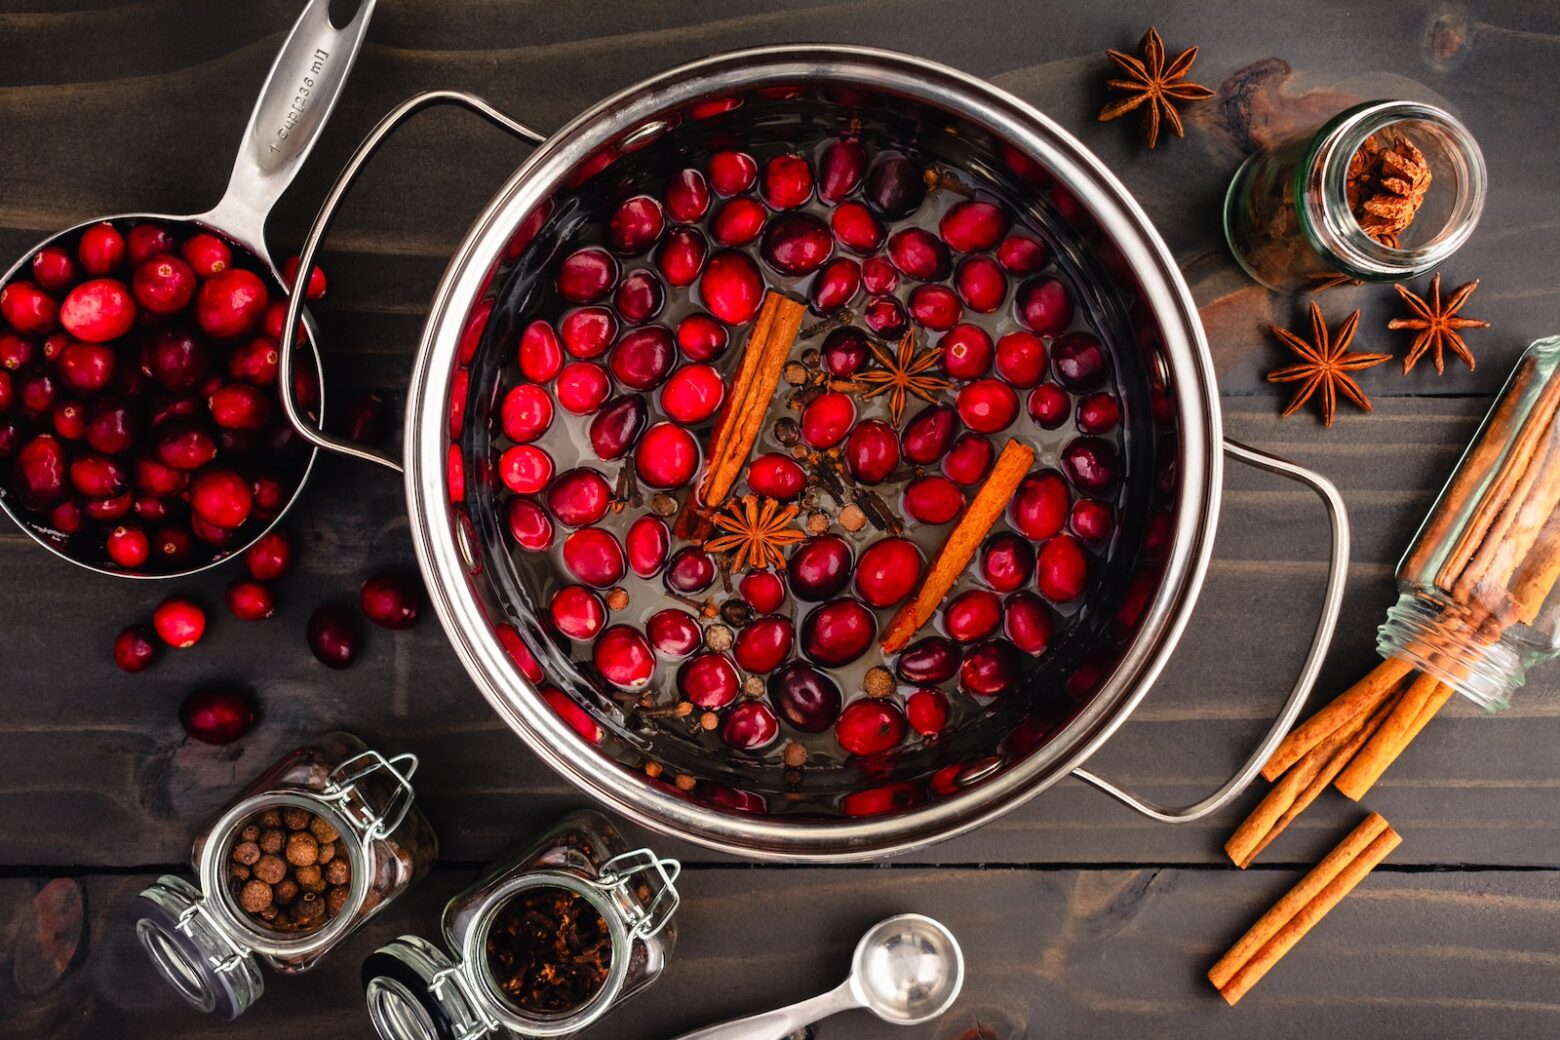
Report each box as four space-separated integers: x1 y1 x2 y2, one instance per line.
1069 439 1350 823
277 91 547 473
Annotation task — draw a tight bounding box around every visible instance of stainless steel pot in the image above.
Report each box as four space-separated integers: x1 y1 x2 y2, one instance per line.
280 46 1348 861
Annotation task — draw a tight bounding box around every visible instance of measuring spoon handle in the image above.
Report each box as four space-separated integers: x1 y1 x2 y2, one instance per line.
667 980 860 1040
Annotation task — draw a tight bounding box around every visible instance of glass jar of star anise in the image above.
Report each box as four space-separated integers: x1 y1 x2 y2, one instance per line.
361 809 680 1040
132 733 436 1020
1223 100 1486 293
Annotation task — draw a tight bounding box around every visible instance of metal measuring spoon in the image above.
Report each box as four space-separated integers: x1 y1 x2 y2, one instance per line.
0 0 376 576
670 914 964 1040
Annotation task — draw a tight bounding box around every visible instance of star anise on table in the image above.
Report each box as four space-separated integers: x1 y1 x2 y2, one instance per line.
1346 135 1432 247
1389 273 1488 374
1098 27 1216 150
702 495 805 571
855 332 951 425
1266 302 1392 427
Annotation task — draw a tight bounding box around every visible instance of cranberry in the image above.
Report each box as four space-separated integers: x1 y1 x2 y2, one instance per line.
722 701 780 750
822 327 870 377
664 545 716 594
708 150 758 195
114 624 157 672
555 362 611 415
956 379 1019 433
86 491 133 522
940 200 1010 252
180 685 256 745
993 332 1046 389
942 432 993 486
788 534 852 601
981 531 1035 592
59 278 136 342
940 324 993 380
208 383 271 431
500 383 554 444
564 527 626 588
854 537 923 608
551 584 606 640
18 370 57 414
961 639 1022 697
733 615 794 673
589 394 647 461
940 590 1001 644
0 420 25 460
660 364 724 424
800 597 875 667
903 475 965 524
844 782 921 816
635 423 699 488
747 453 806 499
711 197 767 247
12 434 67 509
761 212 833 276
626 515 671 577
191 468 252 529
654 227 708 287
865 154 926 219
32 247 76 292
665 168 712 222
132 255 196 315
679 652 743 711
908 284 962 330
542 686 602 744
955 255 1008 313
0 332 34 371
801 391 855 449
245 530 291 580
196 269 268 338
595 625 654 689
1051 331 1109 388
836 699 907 756
1028 383 1071 429
181 233 231 277
1070 498 1115 543
133 493 169 522
807 258 861 315
609 326 675 390
864 294 908 338
818 139 867 201
768 660 842 732
507 497 555 550
251 475 286 518
614 270 665 325
0 282 58 334
105 524 149 568
895 636 962 684
860 256 898 294
150 330 211 391
762 153 814 209
228 336 280 385
887 228 950 281
647 608 701 657
1036 534 1088 602
998 234 1050 274
1014 277 1074 337
127 224 175 266
58 342 115 393
1004 590 1053 654
78 223 126 275
559 306 618 359
154 597 206 648
699 251 763 325
607 195 665 254
557 247 618 303
51 400 83 440
519 321 564 382
48 497 83 532
361 571 420 629
226 578 275 621
85 401 135 454
136 457 186 495
307 605 359 668
740 570 786 613
497 445 552 496
1010 470 1070 540
1062 437 1118 492
546 468 612 527
676 313 728 361
906 689 949 736
845 419 899 484
279 256 326 299
831 200 885 253
154 525 194 564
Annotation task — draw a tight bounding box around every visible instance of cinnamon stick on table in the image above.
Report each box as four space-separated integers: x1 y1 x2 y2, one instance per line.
1334 673 1454 801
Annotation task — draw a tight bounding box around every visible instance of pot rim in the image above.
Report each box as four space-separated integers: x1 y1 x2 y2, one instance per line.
403 44 1223 861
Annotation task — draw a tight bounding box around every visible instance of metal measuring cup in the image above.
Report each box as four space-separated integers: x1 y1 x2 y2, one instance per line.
0 0 376 577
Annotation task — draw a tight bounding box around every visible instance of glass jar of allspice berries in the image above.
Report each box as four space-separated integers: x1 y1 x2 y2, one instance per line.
361 810 680 1040
132 732 436 1019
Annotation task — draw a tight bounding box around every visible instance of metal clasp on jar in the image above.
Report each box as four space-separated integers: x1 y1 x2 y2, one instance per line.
174 895 252 974
318 750 419 840
590 849 681 938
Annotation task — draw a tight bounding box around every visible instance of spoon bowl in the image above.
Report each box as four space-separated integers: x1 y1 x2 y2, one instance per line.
851 913 965 1025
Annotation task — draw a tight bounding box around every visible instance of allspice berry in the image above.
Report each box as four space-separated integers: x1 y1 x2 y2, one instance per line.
258 809 282 828
742 675 766 699
229 863 251 882
704 623 733 652
606 587 630 612
282 807 311 831
783 741 808 768
699 711 719 732
649 493 678 517
259 829 285 854
862 667 896 699
316 840 336 865
239 880 273 913
285 831 319 866
231 841 261 866
839 504 867 532
273 879 300 906
239 825 261 843
806 511 831 535
674 773 697 792
254 854 287 885
295 864 326 893
295 892 325 923
308 817 340 844
324 858 351 887
326 887 350 916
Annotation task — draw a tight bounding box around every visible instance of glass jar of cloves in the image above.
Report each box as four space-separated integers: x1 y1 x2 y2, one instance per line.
1224 100 1486 293
133 733 436 1019
361 809 680 1040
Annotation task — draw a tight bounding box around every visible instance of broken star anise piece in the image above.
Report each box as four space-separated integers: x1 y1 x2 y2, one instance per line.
703 495 805 572
1098 27 1216 150
1346 135 1432 247
1266 302 1391 427
855 332 951 426
1389 273 1488 375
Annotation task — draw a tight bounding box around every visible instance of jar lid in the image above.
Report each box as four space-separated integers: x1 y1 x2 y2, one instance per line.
362 935 499 1040
133 875 265 1020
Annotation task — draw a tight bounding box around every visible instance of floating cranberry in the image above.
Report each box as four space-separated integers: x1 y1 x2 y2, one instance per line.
542 686 603 744
956 379 1019 433
942 432 993 486
1014 276 1074 336
113 624 157 672
887 228 950 281
1010 470 1070 541
135 457 186 495
77 223 125 276
1027 383 1071 429
59 278 136 342
961 639 1022 697
1036 534 1088 602
609 326 676 391
588 395 647 461
1076 392 1121 435
563 527 627 588
991 332 1045 389
128 224 176 266
808 257 861 313
208 383 270 430
761 212 833 276
85 402 135 454
998 234 1050 274
761 153 813 209
656 364 722 425
676 313 728 362
722 701 779 750
519 321 564 382
1070 498 1114 544
843 781 921 816
614 270 665 325
154 597 206 648
625 515 671 578
226 578 275 621
18 370 56 414
361 571 420 629
245 530 291 580
58 342 115 393
708 150 758 195
69 452 127 499
557 247 618 303
647 608 701 657
53 400 85 440
865 154 926 219
0 282 58 334
740 570 785 614
0 333 33 371
821 328 870 377
664 545 717 593
699 251 763 325
836 699 907 756
801 391 855 449
712 197 768 247
86 492 133 522
607 195 665 254
307 605 359 669
768 660 842 732
594 625 657 690
818 139 867 202
903 475 965 524
860 256 898 294
500 444 555 494
845 419 900 484
1051 331 1109 389
106 524 150 568
895 636 963 684
899 405 955 465
747 453 806 500
154 525 194 564
180 233 231 277
865 295 908 339
555 361 611 415
1061 437 1118 492
132 254 196 315
733 615 794 673
666 168 711 222
944 589 1003 644
551 584 606 640
191 468 252 528
654 227 708 287
855 537 923 608
635 423 699 488
955 255 1007 313
679 652 741 709
981 531 1035 592
940 200 1010 252
908 284 962 330
1004 590 1053 654
906 689 949 736
180 685 256 745
800 597 875 667
830 201 886 254
195 269 268 339
507 497 555 551
939 324 993 381
788 534 852 601
559 306 618 359
546 468 612 527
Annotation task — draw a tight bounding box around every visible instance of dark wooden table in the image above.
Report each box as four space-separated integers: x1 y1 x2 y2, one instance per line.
4 1 1560 1036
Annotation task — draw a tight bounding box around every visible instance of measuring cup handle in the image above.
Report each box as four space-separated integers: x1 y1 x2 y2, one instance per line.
1069 439 1351 823
203 0 380 249
278 91 546 473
